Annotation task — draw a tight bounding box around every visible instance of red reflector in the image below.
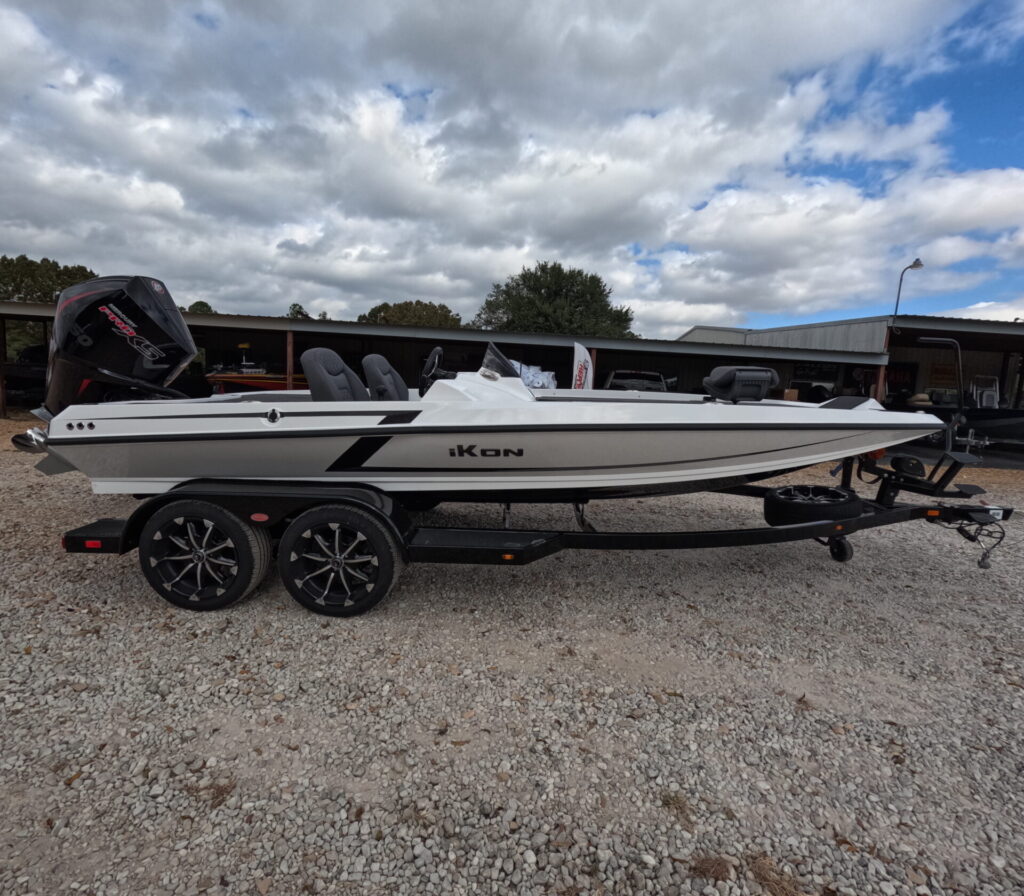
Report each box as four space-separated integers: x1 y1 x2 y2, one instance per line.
866 448 885 460
61 536 67 550
250 512 270 522
84 539 103 549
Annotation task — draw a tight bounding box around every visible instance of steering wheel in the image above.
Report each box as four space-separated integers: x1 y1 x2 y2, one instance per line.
419 346 445 397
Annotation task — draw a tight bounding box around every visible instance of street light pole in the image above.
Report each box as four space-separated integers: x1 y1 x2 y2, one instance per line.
893 258 923 320
879 258 924 401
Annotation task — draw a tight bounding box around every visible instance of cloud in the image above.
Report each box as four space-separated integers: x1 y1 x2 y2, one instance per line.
1 0 1023 338
941 297 1024 321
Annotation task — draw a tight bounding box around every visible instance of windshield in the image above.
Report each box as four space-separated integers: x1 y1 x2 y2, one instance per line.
480 342 520 378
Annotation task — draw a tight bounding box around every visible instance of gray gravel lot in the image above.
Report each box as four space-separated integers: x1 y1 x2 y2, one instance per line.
2 413 1023 896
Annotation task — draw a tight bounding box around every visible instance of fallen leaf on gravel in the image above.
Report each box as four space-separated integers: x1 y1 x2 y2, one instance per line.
748 852 808 896
450 740 470 747
496 772 510 782
285 744 299 751
835 836 858 853
23 645 32 654
691 854 733 881
64 771 82 787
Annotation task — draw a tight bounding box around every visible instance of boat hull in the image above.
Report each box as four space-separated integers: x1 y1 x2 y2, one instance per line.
42 390 943 499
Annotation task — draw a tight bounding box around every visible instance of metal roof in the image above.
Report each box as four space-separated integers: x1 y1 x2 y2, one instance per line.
0 301 890 364
682 314 1024 355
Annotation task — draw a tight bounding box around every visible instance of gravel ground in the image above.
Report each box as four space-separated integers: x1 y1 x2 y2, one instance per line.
2 410 1023 896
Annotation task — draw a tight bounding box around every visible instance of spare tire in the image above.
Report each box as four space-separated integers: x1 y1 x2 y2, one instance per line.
763 485 862 527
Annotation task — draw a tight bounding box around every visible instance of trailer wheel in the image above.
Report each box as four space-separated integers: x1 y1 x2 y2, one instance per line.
828 536 854 563
277 504 402 617
138 500 271 611
763 485 862 526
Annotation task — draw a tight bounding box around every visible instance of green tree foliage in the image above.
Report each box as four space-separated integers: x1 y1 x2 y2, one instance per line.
316 310 330 321
186 300 216 314
472 261 634 338
0 254 97 303
357 300 462 328
286 303 312 320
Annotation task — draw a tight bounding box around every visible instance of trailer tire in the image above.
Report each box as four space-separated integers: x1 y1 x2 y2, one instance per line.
828 536 854 562
277 504 402 617
138 500 271 611
763 485 862 527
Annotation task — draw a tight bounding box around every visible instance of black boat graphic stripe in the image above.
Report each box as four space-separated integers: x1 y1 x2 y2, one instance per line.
327 436 392 471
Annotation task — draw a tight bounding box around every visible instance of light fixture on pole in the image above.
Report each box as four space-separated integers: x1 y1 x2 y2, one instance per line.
893 258 923 319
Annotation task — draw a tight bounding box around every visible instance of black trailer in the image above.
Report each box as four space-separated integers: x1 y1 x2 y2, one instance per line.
61 450 1012 617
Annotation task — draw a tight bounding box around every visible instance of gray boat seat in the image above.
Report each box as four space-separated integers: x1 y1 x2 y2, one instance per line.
703 366 779 403
362 354 409 401
300 348 370 401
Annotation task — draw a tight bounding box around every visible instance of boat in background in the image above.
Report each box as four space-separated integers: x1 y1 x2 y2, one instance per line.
206 356 307 393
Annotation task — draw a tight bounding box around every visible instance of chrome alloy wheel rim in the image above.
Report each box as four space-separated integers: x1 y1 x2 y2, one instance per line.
775 485 850 505
149 516 239 602
289 523 380 608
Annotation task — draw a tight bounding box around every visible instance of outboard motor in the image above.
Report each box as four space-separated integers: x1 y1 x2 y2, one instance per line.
44 276 197 418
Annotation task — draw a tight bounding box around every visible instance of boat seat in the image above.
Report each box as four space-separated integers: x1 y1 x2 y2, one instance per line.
300 348 370 402
703 366 779 403
362 354 409 401
976 388 998 409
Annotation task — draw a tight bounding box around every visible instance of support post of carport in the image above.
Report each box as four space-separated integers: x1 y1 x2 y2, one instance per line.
0 316 7 419
875 322 892 402
285 329 294 390
873 364 887 402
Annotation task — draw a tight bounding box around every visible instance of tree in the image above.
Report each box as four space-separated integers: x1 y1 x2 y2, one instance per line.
357 300 462 328
0 254 97 303
286 303 312 319
316 310 330 321
186 300 216 314
472 261 634 338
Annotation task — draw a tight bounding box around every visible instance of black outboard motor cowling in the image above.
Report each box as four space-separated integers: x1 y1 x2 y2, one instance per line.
45 276 197 417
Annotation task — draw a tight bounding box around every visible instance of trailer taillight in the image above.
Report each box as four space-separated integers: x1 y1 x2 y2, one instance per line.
84 539 103 549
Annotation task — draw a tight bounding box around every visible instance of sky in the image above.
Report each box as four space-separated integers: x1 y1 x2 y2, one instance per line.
2 1 1024 339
